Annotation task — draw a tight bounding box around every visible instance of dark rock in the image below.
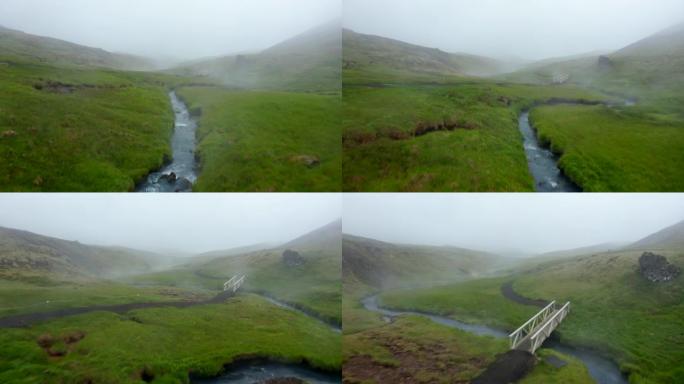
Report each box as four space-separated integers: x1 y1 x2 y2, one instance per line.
639 252 681 282
159 172 178 183
174 177 193 192
598 55 614 70
282 249 305 267
471 350 536 384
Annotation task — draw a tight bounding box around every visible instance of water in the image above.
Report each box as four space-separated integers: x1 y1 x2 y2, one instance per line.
518 111 581 192
194 361 340 384
362 295 627 384
136 91 197 192
194 295 341 383
260 295 341 333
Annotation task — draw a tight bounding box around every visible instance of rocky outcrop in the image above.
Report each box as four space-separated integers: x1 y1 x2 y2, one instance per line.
282 249 305 267
639 252 681 282
598 55 614 70
471 350 536 384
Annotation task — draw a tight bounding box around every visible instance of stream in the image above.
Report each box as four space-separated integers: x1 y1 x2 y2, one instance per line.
518 111 581 192
194 294 341 383
136 91 197 192
362 295 627 384
194 361 340 384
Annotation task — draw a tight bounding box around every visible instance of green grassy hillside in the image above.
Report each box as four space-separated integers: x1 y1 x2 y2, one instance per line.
529 104 684 191
178 86 341 191
343 29 508 84
0 227 171 280
343 235 505 289
379 221 684 384
342 80 606 191
172 21 341 92
130 221 342 324
0 56 185 191
0 25 155 71
0 294 341 383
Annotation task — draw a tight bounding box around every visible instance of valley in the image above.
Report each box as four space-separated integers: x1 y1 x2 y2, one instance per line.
342 24 684 192
0 219 342 383
342 219 684 383
0 20 341 192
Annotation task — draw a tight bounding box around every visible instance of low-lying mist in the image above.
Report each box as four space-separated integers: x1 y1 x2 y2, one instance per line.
0 0 340 64
344 0 684 61
343 194 684 256
0 194 342 256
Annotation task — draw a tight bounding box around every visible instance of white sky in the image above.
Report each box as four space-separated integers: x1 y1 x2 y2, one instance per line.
344 0 684 61
0 194 341 254
0 0 340 61
343 194 684 255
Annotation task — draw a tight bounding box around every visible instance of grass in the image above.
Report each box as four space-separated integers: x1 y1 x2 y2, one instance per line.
343 315 506 384
0 57 183 191
530 104 684 191
127 249 341 325
520 349 592 384
342 80 607 191
514 249 684 384
0 279 211 318
379 248 684 383
177 87 341 191
0 294 341 384
379 277 538 331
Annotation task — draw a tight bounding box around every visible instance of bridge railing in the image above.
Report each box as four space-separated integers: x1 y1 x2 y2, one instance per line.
223 274 246 293
509 300 556 349
527 301 570 353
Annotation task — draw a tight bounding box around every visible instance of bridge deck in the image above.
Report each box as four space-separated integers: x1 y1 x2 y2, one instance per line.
510 301 570 353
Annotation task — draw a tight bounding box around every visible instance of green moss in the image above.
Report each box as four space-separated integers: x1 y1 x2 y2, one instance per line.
177 87 341 191
0 294 341 384
530 104 684 191
0 58 184 191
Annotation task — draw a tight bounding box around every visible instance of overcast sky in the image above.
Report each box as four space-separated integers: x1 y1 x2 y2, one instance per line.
0 194 341 255
344 194 684 255
0 0 339 61
344 0 684 61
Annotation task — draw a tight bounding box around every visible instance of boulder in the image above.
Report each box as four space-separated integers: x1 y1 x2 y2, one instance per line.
639 252 681 282
282 249 305 267
598 55 614 70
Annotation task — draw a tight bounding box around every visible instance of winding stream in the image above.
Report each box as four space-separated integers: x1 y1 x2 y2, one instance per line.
519 111 581 192
136 91 198 192
194 361 340 384
194 294 341 383
362 295 626 384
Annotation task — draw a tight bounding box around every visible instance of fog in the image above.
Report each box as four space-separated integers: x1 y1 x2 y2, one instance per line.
344 0 684 61
0 194 341 255
0 0 340 62
344 194 684 255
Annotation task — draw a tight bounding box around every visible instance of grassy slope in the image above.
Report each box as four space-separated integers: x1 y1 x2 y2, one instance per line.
172 21 341 93
530 104 684 191
177 87 341 191
342 77 606 191
381 247 684 383
0 294 341 384
380 277 537 331
341 256 591 383
128 248 341 325
514 249 684 384
0 279 210 318
0 57 180 191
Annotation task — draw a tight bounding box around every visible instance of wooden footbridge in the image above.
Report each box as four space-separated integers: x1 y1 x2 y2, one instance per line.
223 275 246 293
509 300 571 353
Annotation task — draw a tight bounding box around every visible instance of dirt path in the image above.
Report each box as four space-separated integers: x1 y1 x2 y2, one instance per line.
500 281 549 308
0 290 236 328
